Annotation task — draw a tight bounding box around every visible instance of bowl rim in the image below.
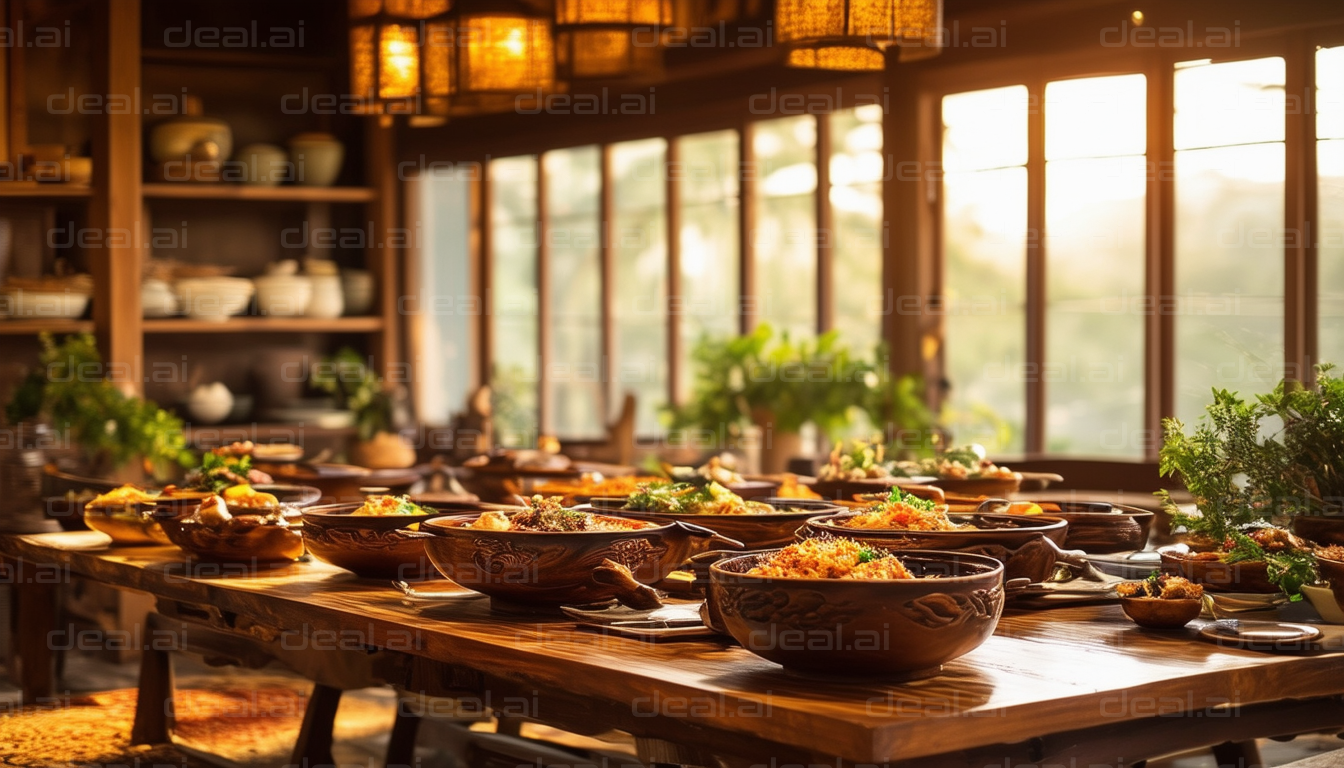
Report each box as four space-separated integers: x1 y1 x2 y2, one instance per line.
420 510 669 535
709 547 1005 585
585 496 843 520
804 510 1069 535
300 499 509 521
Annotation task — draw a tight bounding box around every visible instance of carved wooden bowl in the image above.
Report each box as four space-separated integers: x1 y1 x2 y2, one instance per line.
1120 597 1203 629
301 501 511 580
418 513 741 606
707 549 1004 677
1312 554 1344 613
802 512 1070 583
1292 514 1344 547
159 515 305 564
1158 547 1278 593
586 497 844 550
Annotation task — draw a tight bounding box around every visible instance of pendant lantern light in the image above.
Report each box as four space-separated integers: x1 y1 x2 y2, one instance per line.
445 0 559 114
348 0 453 115
775 0 942 71
554 0 674 82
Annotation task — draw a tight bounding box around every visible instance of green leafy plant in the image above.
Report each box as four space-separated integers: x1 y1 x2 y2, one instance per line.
666 325 892 445
309 348 393 442
4 333 193 478
1256 366 1344 516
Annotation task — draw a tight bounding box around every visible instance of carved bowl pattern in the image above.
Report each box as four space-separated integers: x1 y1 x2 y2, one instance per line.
301 501 506 580
587 496 844 549
420 513 738 605
708 549 1004 676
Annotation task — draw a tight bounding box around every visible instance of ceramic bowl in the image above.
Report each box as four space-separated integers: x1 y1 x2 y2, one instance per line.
587 496 843 550
187 383 234 425
1158 546 1279 593
175 277 254 321
83 500 169 545
141 279 179 317
301 501 508 580
1120 597 1203 629
236 143 289 186
0 288 89 319
150 115 232 164
708 549 1004 677
340 269 375 315
253 274 313 317
160 515 305 564
417 512 742 606
802 512 1071 584
289 132 344 187
803 476 934 502
983 500 1153 554
929 474 1023 498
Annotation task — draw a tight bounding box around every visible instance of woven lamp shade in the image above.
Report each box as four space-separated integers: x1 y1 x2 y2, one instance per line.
776 0 942 71
448 0 558 113
349 0 453 114
554 0 673 81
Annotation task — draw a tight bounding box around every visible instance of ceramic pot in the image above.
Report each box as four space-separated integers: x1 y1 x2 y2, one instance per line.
150 115 232 164
348 431 417 469
237 143 290 186
289 132 344 187
141 279 179 317
253 274 313 317
341 269 375 315
306 274 344 318
188 383 234 425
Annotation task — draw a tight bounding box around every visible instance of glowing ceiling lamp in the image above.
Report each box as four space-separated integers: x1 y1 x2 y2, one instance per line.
446 0 558 114
554 0 674 82
776 0 942 72
348 0 453 115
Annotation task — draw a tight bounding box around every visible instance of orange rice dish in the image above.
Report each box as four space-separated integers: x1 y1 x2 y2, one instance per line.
747 538 913 580
833 499 968 531
532 475 664 498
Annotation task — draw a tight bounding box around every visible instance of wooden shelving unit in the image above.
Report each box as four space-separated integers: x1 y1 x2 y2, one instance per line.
142 184 377 203
0 181 93 198
0 319 96 335
142 316 384 334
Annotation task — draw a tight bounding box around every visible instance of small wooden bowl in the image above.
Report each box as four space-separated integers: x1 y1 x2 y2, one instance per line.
1120 597 1203 629
1158 547 1278 593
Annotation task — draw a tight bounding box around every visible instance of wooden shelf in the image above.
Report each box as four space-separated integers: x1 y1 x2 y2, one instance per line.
141 48 340 71
0 319 95 335
142 184 377 203
0 182 93 199
142 316 384 334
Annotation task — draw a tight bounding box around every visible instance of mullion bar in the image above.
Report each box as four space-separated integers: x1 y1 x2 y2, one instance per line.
599 145 616 422
477 160 493 403
739 121 758 334
816 111 834 334
1284 31 1318 383
1025 80 1047 456
1147 52 1177 460
536 153 551 438
666 137 684 406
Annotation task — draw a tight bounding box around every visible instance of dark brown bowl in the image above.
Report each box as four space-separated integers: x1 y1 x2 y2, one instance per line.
708 549 1004 677
153 484 322 521
262 464 420 504
929 474 1023 498
301 501 513 580
82 501 168 545
158 515 305 564
985 500 1154 554
802 476 935 502
418 513 742 606
1158 547 1278 593
1292 514 1344 547
586 497 843 550
1314 555 1344 614
802 512 1070 583
1120 597 1203 629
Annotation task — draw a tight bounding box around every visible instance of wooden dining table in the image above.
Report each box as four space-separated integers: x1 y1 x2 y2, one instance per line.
5 530 1344 768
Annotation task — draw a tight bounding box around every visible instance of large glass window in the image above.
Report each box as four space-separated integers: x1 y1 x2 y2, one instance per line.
611 138 669 435
413 168 473 426
754 115 818 337
543 146 604 439
1319 45 1344 368
1043 74 1147 457
1173 57 1286 424
830 105 885 352
942 85 1029 453
675 130 740 400
489 156 540 446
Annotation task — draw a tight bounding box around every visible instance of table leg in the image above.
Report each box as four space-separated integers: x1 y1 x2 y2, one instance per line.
1213 740 1264 768
291 683 342 768
13 570 57 704
130 643 175 745
384 703 422 768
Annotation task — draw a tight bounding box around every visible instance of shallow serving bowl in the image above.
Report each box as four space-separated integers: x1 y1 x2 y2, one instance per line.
0 288 89 319
302 500 511 580
802 512 1070 583
417 512 741 606
588 496 843 550
707 549 1004 677
1158 546 1278 594
928 474 1023 498
802 476 936 502
159 515 305 564
983 500 1154 554
1119 597 1203 629
83 501 169 545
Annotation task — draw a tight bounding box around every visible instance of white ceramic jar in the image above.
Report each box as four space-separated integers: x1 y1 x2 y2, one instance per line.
253 274 313 316
306 274 344 318
236 143 290 186
289 132 344 187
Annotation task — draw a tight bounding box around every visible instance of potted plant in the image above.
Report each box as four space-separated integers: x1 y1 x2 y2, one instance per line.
666 325 876 474
311 347 415 469
4 333 194 483
1255 367 1344 546
1158 388 1317 598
